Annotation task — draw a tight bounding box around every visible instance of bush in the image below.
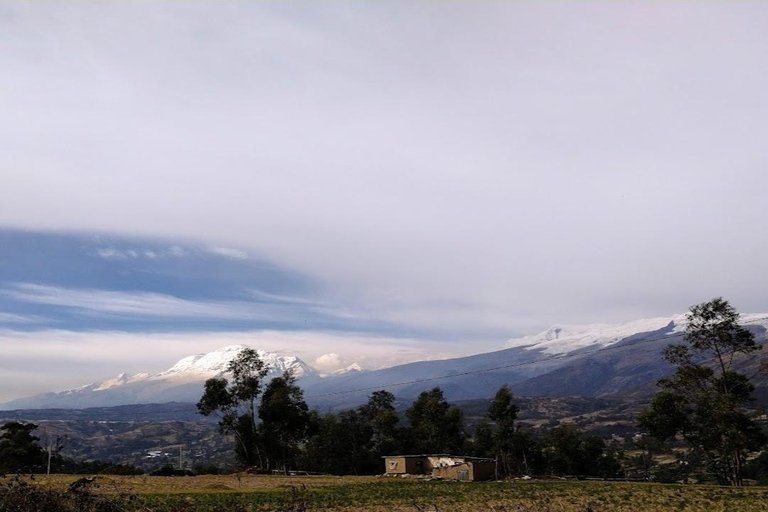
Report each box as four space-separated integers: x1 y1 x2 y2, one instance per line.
0 475 137 512
150 464 195 476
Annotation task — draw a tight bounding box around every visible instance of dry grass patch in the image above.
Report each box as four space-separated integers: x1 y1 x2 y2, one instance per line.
4 475 768 511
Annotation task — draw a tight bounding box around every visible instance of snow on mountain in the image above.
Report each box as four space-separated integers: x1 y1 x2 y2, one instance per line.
0 345 317 410
92 372 150 391
80 344 317 389
4 314 767 411
506 313 768 355
505 315 687 355
155 345 314 381
330 363 364 377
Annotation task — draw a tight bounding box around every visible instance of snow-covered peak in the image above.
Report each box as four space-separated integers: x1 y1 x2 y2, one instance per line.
93 372 150 391
506 315 688 355
330 363 364 377
64 372 151 395
37 345 316 403
156 345 315 379
159 345 246 375
506 313 768 356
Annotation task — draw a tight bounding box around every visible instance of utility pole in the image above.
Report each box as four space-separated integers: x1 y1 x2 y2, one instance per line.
46 434 67 475
47 440 52 475
179 445 183 471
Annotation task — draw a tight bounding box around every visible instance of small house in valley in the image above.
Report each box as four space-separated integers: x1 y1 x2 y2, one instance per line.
382 454 495 481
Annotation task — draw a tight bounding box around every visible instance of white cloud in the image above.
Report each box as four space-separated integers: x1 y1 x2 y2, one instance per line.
313 353 347 373
0 312 44 324
94 246 187 260
96 247 133 260
0 283 372 327
209 247 248 260
1 2 767 339
167 246 187 258
2 283 294 321
4 283 244 319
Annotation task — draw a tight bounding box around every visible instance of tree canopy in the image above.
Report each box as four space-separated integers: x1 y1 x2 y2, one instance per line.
405 387 465 454
0 422 45 473
638 297 766 486
197 348 268 467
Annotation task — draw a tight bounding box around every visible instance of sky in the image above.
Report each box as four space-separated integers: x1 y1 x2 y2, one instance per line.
1 1 767 402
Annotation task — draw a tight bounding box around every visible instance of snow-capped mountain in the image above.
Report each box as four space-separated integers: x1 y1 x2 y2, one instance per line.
154 345 314 381
0 345 317 410
330 363 364 377
505 315 688 355
3 314 767 412
505 313 768 355
305 313 768 409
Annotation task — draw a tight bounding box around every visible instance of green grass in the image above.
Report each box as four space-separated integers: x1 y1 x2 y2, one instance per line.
139 479 768 512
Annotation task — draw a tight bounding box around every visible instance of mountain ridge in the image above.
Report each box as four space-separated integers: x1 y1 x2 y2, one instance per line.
0 345 317 410
3 313 767 411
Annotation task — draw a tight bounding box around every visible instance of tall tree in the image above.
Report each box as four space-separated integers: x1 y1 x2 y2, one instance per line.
638 298 766 485
358 390 399 455
405 387 465 454
488 385 520 476
258 371 311 472
540 423 621 478
0 422 45 473
197 348 268 468
303 390 401 475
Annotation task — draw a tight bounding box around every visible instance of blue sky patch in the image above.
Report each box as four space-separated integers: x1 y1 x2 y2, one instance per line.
0 229 393 334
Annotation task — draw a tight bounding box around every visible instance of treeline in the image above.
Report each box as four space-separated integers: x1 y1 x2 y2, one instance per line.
200 298 768 485
0 421 142 475
198 348 625 478
298 386 625 478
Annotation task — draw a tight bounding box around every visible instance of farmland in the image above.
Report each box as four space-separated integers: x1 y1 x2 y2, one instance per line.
7 474 768 512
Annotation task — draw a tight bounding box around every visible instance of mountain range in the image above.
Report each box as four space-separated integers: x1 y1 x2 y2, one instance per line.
3 313 767 412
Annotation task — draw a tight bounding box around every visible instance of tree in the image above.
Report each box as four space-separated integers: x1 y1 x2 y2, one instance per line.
358 390 399 456
303 390 402 475
258 371 311 472
638 298 766 486
539 423 621 478
405 387 465 454
197 348 268 468
0 422 45 473
302 412 346 474
488 385 520 476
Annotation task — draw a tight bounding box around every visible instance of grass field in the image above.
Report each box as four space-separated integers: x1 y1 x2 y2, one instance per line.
8 474 768 512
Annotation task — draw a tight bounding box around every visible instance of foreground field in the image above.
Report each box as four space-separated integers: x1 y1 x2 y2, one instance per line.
8 474 768 512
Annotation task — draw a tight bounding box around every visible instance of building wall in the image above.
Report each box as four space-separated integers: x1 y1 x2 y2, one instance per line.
432 462 472 481
406 457 426 474
425 456 464 472
431 461 496 481
383 456 427 475
384 456 407 474
470 460 496 481
384 456 495 480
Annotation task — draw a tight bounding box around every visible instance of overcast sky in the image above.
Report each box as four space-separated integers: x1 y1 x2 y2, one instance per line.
1 1 767 401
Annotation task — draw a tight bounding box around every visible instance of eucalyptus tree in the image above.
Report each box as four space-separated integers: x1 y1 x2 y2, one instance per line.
258 371 311 472
405 387 465 454
638 298 766 485
197 348 268 468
